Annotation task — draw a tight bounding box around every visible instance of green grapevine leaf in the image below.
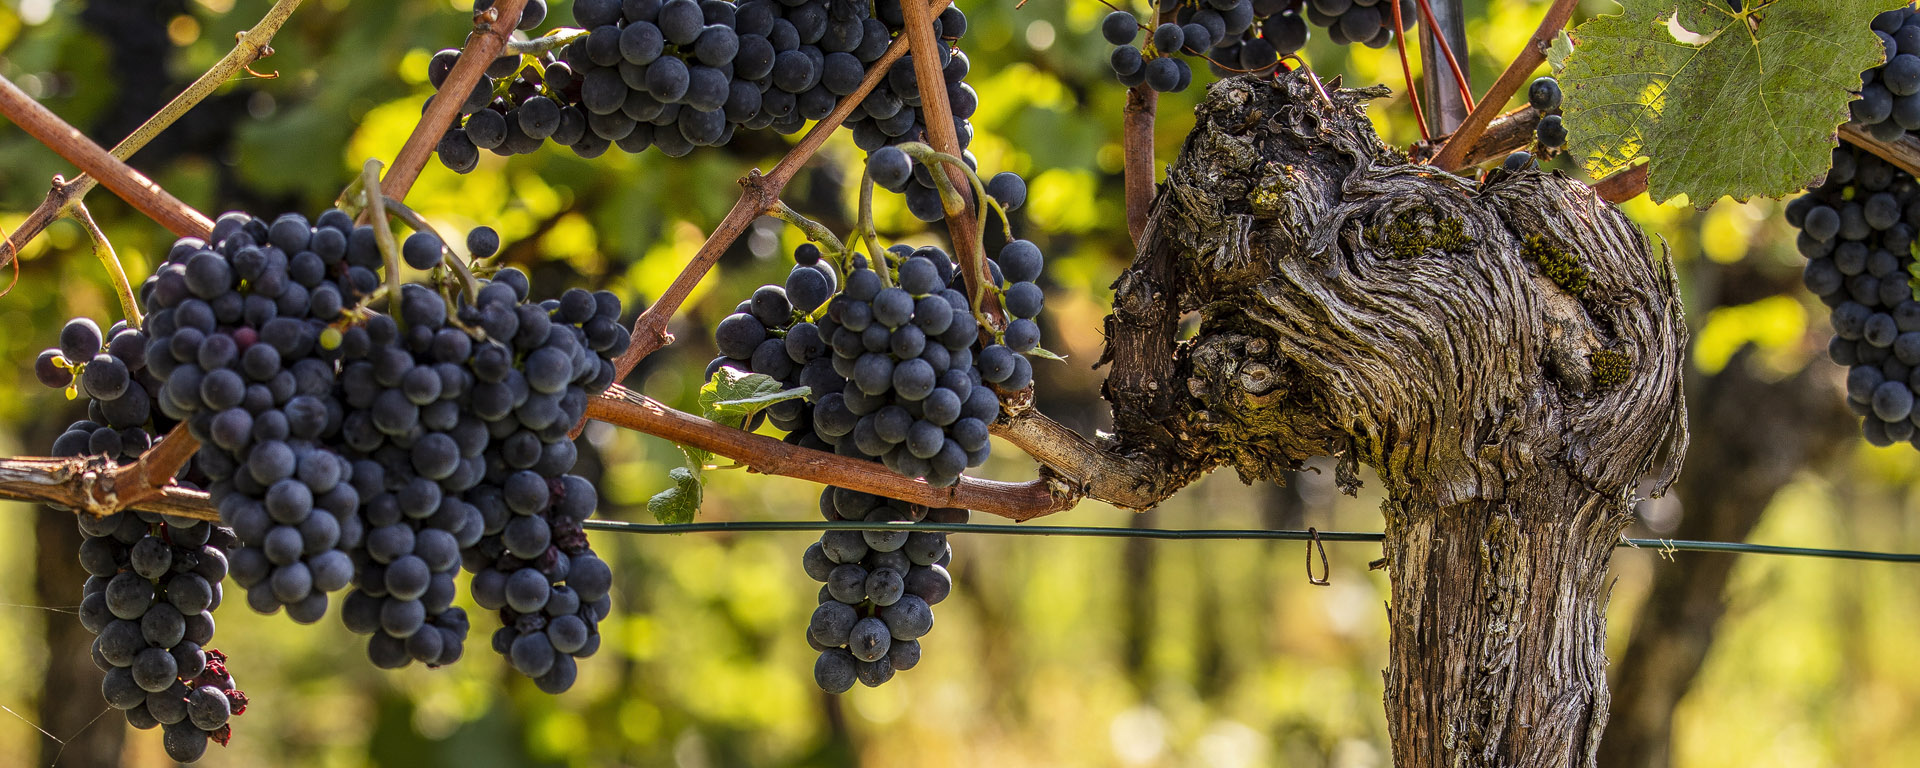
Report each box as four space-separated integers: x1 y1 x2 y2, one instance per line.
647 466 703 525
1559 0 1905 204
645 368 810 523
698 368 810 430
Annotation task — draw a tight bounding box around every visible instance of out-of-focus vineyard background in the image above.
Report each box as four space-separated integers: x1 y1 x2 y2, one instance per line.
1 0 1917 765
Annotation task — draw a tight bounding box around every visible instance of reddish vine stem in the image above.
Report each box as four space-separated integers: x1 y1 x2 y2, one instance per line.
587 384 1072 520
612 0 957 380
381 0 528 199
897 0 1004 334
0 0 303 268
0 75 214 239
1122 85 1158 247
1593 163 1648 203
1430 0 1579 171
1389 0 1430 141
0 76 218 498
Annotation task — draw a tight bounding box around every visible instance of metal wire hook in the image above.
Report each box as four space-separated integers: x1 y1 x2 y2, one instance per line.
1306 527 1331 586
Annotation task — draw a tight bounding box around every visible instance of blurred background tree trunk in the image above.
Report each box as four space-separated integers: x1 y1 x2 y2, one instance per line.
1600 262 1853 767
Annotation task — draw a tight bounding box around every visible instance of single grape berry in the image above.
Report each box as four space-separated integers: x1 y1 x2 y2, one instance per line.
868 146 913 190
1528 77 1561 112
1535 114 1567 148
402 232 445 271
1503 151 1535 172
1102 11 1138 45
986 173 1027 212
467 226 500 259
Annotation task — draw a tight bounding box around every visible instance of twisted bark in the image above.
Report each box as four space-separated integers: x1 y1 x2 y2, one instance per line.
1104 72 1688 765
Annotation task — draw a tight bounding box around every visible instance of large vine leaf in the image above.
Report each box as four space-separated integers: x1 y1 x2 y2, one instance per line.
1560 0 1905 205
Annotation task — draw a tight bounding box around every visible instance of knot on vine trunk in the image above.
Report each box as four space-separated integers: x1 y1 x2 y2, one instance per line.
1110 72 1687 508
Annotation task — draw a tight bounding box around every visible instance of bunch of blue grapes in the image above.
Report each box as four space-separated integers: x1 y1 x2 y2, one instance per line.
1788 142 1920 447
429 0 979 169
39 317 247 763
39 202 633 759
326 293 489 671
708 179 1049 688
1850 7 1920 143
130 208 625 668
706 247 969 691
137 211 375 627
436 267 625 693
74 511 246 762
803 490 961 691
1099 0 1411 92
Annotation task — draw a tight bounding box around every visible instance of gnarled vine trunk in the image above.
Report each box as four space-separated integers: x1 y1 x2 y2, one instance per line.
1100 73 1688 766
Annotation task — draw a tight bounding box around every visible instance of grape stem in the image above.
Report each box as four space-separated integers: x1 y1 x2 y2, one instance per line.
359 159 406 329
899 142 1006 333
853 166 887 289
0 74 215 240
380 195 481 303
767 201 849 265
0 0 305 269
1429 0 1579 172
504 27 589 55
611 0 958 381
70 202 144 329
378 0 529 201
895 0 1003 335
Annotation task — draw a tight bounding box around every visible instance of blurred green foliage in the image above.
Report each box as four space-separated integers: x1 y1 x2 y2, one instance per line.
1 1 1918 766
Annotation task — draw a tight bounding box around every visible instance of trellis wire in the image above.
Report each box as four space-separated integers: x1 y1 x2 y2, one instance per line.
579 520 1920 564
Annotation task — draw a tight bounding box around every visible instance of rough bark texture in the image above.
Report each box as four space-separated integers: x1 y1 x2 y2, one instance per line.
1104 72 1688 766
1600 351 1850 767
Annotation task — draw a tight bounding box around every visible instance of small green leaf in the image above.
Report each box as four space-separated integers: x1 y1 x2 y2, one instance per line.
1026 346 1068 362
1559 0 1906 204
1547 30 1575 72
698 368 810 430
647 466 703 524
678 444 712 472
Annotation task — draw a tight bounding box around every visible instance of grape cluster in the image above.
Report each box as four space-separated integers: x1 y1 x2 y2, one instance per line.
40 317 247 763
705 178 1051 687
440 273 624 693
1788 142 1920 447
75 512 246 762
428 0 980 172
1850 7 1920 143
705 247 973 691
139 210 374 627
37 204 632 762
804 494 960 691
1099 0 1413 92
